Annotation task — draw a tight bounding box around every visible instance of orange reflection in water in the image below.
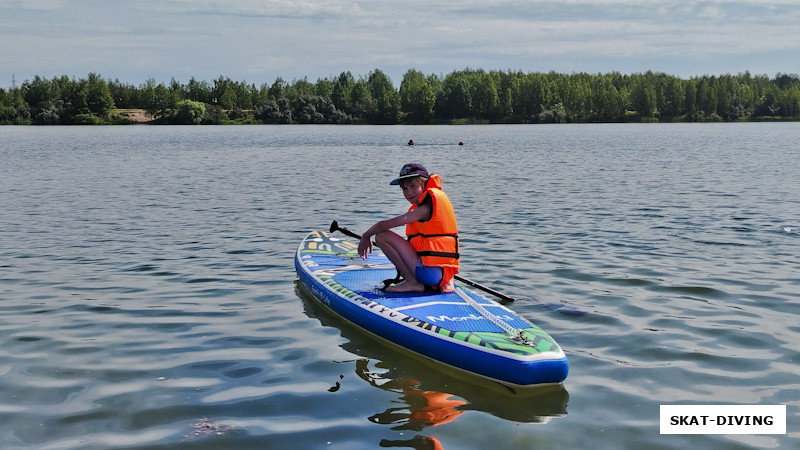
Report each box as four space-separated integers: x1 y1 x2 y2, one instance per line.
356 359 464 449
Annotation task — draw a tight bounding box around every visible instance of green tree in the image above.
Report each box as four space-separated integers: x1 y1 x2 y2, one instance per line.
438 71 472 119
108 78 140 109
632 79 657 118
240 83 256 110
492 70 515 119
22 75 83 124
511 73 547 120
501 86 513 119
399 69 435 124
683 79 697 115
174 99 206 124
36 100 66 124
21 75 57 109
252 83 270 110
142 79 174 120
366 69 399 124
349 80 371 121
0 88 30 124
314 78 334 99
186 77 212 103
780 85 800 117
591 75 622 121
289 77 315 100
564 73 592 122
84 73 115 118
65 79 88 119
662 77 685 118
736 83 755 115
255 98 293 124
219 89 237 110
696 78 716 115
332 71 355 113
268 77 287 101
212 76 232 105
472 71 500 120
292 96 324 123
727 96 746 120
547 72 570 115
753 81 780 117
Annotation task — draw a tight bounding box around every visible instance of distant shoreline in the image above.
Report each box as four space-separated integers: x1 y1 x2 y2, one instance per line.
2 108 798 125
105 109 794 125
2 70 799 125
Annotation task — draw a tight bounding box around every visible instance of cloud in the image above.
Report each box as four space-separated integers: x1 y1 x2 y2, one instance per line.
141 0 365 18
1 0 797 85
0 0 65 9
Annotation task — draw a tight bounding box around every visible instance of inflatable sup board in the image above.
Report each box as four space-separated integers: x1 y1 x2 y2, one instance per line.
295 230 568 387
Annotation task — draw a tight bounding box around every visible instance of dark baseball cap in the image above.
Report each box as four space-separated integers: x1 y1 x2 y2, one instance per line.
389 163 429 185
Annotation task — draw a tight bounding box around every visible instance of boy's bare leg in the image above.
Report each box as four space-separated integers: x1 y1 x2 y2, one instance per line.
374 231 425 292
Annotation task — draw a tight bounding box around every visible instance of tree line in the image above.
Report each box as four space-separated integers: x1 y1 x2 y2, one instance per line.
2 69 799 125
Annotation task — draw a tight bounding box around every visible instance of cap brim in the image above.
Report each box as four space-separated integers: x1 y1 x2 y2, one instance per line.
389 174 422 186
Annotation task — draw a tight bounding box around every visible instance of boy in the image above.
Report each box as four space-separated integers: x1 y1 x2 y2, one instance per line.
358 163 459 293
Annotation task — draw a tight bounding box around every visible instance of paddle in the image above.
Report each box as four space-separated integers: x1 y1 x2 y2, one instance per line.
328 220 587 317
329 220 515 303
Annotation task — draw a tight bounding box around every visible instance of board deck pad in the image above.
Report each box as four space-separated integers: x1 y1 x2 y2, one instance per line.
296 230 568 386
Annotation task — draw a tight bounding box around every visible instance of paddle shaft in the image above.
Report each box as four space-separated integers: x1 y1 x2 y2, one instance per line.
329 220 515 303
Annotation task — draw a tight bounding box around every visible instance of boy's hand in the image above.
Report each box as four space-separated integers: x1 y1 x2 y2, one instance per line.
358 235 373 259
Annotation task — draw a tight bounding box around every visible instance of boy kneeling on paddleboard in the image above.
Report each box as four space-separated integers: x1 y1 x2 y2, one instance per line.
358 163 459 293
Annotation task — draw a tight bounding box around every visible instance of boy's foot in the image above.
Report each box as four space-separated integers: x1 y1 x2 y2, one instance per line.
439 279 455 293
385 280 425 293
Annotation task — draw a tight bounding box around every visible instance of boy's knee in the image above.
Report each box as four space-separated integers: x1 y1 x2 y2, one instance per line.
374 231 393 246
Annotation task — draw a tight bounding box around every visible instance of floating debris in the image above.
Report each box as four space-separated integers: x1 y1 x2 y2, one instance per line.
187 417 237 438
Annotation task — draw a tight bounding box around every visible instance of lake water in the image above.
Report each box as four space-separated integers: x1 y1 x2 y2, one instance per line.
0 123 798 449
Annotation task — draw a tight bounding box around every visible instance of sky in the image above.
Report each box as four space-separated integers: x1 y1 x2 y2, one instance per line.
2 0 799 89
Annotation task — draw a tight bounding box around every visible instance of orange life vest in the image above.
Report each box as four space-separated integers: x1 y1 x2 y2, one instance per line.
405 174 459 287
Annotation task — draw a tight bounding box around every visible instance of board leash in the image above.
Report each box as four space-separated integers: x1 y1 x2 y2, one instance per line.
453 287 534 346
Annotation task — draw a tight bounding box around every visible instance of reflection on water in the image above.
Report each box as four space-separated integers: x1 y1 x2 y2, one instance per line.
360 362 464 450
296 282 568 448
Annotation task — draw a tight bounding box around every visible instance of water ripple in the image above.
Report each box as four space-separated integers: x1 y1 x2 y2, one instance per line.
1 124 798 449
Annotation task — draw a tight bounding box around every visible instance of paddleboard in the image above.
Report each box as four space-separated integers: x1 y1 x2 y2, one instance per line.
295 230 568 387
